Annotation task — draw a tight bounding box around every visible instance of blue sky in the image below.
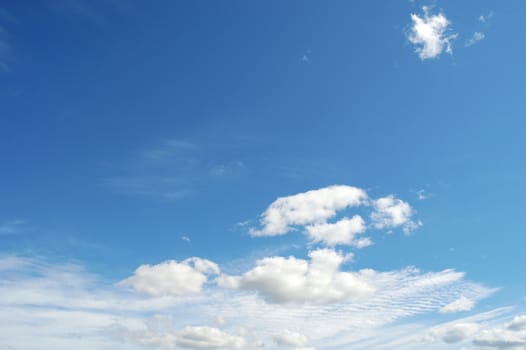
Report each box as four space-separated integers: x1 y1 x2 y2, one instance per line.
1 1 525 349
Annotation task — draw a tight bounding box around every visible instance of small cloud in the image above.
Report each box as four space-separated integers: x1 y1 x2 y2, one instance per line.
407 6 457 60
508 315 526 331
181 235 191 243
465 32 485 47
119 258 220 297
274 330 310 347
427 322 480 344
301 50 311 63
439 296 476 313
176 326 247 350
371 195 422 234
479 11 494 23
236 220 251 228
416 189 429 200
210 161 246 177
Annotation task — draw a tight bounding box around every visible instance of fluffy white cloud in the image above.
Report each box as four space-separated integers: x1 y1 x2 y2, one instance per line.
249 185 420 246
422 312 526 350
439 296 476 313
508 315 526 331
470 315 526 349
407 6 457 60
113 321 251 350
249 185 368 237
473 328 526 349
176 326 246 349
427 323 480 344
305 216 367 246
275 330 310 347
119 258 220 297
371 195 421 234
219 249 373 304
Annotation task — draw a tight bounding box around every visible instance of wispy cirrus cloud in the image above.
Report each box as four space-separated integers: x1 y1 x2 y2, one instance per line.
0 220 28 235
465 32 486 47
0 187 507 349
104 138 246 200
0 252 496 350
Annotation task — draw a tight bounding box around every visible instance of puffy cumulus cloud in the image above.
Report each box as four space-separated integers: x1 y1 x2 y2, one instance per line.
439 296 476 314
218 249 373 304
249 185 368 237
119 258 220 297
508 315 526 331
274 330 310 347
468 315 526 349
407 6 457 60
427 323 480 344
249 185 420 246
305 216 367 247
422 313 526 349
371 195 422 234
473 329 526 349
176 326 246 349
113 322 253 350
0 254 497 350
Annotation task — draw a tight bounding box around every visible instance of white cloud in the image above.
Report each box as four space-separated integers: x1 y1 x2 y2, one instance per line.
113 321 252 350
473 328 526 349
427 322 480 344
249 185 368 237
371 195 421 234
416 189 429 200
249 185 420 245
218 249 373 304
305 216 367 247
0 254 497 350
466 32 486 47
275 330 310 347
176 326 246 349
119 258 220 297
407 6 457 60
440 296 476 313
479 12 494 23
508 315 526 331
218 248 492 307
421 311 526 350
